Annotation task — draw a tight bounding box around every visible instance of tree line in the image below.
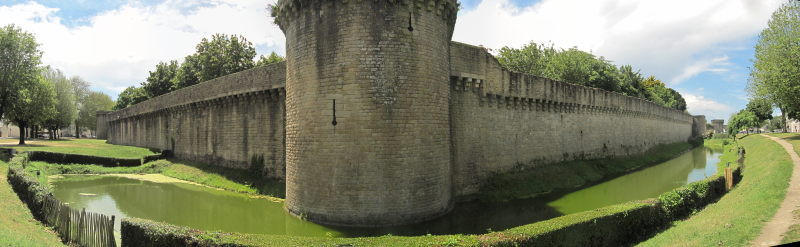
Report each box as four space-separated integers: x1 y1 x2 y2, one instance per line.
1 24 114 145
746 0 800 133
496 43 687 111
114 34 285 110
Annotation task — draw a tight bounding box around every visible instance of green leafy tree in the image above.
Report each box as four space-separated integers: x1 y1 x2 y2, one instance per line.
746 98 774 122
42 67 76 139
194 34 257 82
618 65 646 98
71 76 90 138
728 110 761 135
173 54 201 89
0 24 42 120
7 76 56 145
78 91 114 135
143 60 178 97
496 41 686 110
256 52 285 67
766 117 785 132
748 1 800 131
113 86 147 110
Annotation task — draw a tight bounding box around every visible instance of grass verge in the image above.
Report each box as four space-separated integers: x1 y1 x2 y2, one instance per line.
0 160 65 246
480 142 695 201
769 133 800 244
10 139 156 159
637 134 793 246
22 158 285 199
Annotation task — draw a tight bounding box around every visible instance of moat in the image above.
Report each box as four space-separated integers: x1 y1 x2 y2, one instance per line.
50 147 722 238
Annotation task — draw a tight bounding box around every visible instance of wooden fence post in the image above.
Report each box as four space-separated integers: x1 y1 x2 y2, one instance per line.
725 167 733 191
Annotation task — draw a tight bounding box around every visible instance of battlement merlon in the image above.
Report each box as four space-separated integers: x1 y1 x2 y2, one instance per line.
272 0 460 37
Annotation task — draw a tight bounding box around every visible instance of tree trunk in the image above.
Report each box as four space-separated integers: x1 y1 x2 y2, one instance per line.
18 124 26 145
75 121 80 139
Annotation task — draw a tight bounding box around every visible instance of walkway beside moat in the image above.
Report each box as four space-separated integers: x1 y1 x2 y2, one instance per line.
753 135 800 246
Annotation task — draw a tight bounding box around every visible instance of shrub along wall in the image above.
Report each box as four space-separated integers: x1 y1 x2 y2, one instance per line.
1 148 168 167
120 158 744 247
6 153 118 247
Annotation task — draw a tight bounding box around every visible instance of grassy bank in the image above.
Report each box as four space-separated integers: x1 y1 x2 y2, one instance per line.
638 135 793 246
22 158 285 199
5 139 285 198
480 142 695 201
10 139 156 159
703 138 731 151
0 161 65 246
769 133 800 244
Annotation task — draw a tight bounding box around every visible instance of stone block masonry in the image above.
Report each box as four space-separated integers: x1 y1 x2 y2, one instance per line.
105 63 286 178
100 0 700 227
449 42 693 196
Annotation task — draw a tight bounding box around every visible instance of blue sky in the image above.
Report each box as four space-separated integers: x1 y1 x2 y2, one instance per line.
0 0 786 120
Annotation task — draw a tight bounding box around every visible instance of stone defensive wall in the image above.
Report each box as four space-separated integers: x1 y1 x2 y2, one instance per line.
99 43 694 199
448 42 693 196
102 62 287 178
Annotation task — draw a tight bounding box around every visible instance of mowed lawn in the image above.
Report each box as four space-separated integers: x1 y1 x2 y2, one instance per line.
0 161 65 246
8 138 156 159
769 133 800 244
638 134 794 246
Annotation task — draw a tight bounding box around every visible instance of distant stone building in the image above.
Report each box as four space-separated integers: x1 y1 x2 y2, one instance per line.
0 123 19 138
788 116 800 133
711 119 725 133
692 115 707 137
59 124 93 138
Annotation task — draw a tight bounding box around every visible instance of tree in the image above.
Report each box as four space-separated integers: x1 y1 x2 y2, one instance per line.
42 67 76 139
113 86 147 110
256 52 285 67
71 76 90 138
746 98 774 122
748 1 800 131
78 92 114 135
173 54 201 89
766 117 785 132
6 76 56 145
0 24 42 121
495 41 687 111
728 110 761 136
194 34 257 82
142 60 178 97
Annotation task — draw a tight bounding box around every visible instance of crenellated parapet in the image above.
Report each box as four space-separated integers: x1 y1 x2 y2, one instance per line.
272 0 459 35
107 62 286 122
450 74 692 125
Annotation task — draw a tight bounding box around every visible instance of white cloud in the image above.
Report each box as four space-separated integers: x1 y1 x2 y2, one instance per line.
0 0 784 104
681 92 734 120
453 0 782 84
669 56 732 84
0 0 284 97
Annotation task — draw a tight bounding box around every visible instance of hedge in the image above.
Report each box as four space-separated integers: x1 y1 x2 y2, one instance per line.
1 148 168 167
6 154 52 221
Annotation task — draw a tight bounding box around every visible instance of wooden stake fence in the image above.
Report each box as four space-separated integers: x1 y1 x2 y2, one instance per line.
40 195 116 247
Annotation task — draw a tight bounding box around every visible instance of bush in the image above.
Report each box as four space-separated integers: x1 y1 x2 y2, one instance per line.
481 201 666 247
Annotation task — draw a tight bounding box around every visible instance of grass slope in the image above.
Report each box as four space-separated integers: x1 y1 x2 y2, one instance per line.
638 135 793 246
10 139 156 159
0 161 65 246
769 133 800 244
481 142 694 201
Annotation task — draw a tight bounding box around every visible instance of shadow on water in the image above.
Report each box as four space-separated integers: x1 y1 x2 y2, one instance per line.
50 146 722 238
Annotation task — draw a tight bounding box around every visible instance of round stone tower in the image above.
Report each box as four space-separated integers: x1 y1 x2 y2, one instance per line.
274 0 459 226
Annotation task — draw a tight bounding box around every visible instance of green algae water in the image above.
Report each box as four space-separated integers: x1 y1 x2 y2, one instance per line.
50 146 721 238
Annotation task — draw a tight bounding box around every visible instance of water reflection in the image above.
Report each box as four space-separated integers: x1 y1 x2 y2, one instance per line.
51 147 722 237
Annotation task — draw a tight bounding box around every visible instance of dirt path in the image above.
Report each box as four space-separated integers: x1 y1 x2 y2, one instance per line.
753 135 800 246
